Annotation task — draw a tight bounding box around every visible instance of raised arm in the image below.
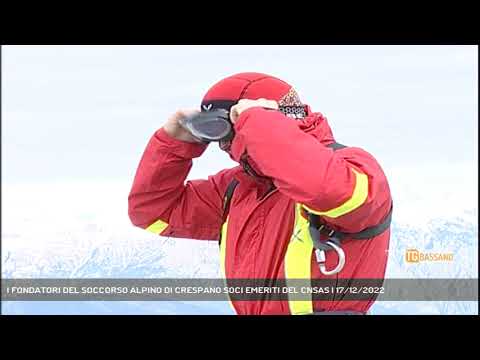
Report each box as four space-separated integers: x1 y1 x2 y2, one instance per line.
128 110 237 240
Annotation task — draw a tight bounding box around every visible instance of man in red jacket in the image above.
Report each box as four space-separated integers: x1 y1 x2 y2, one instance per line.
128 72 392 315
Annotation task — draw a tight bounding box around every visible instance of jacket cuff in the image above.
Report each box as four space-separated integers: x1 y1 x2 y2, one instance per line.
230 107 265 161
233 107 264 132
154 127 208 159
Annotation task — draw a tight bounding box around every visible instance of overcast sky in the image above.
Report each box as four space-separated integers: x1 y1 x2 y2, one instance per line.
2 45 478 191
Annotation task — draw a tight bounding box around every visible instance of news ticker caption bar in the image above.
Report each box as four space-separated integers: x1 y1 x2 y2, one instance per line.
1 279 477 301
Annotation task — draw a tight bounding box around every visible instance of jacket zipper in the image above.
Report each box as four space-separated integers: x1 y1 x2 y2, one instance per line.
233 187 279 245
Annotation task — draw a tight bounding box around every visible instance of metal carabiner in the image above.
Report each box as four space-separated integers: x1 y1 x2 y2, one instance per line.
315 240 346 276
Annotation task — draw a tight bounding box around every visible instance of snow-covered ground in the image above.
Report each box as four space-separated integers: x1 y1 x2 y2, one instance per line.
1 181 233 314
1 173 477 315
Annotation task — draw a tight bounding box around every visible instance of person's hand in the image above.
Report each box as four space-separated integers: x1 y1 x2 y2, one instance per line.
163 109 204 143
230 98 279 124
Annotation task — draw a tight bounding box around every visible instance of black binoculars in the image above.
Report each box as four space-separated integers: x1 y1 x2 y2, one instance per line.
179 109 233 144
179 105 306 144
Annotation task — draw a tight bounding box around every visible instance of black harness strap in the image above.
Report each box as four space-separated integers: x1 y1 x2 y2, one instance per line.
219 179 239 245
338 206 393 240
222 179 239 220
308 206 393 252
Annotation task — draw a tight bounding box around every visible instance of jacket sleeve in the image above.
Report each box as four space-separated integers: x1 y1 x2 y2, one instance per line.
229 107 391 232
128 127 235 240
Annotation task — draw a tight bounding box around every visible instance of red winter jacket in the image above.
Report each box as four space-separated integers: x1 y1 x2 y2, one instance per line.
128 106 392 315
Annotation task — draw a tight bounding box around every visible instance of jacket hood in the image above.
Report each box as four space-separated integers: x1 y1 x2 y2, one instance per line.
298 106 336 146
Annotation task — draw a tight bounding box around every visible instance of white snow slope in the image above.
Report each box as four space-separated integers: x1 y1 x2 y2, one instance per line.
2 172 478 315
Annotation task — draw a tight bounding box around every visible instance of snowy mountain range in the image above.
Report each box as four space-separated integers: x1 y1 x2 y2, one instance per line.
2 181 477 315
